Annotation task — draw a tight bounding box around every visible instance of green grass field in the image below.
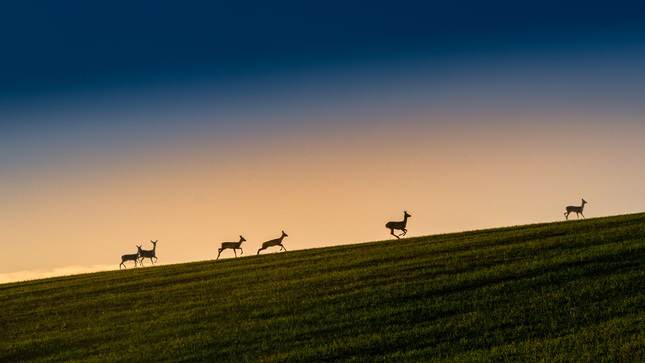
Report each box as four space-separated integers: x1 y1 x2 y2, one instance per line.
1 214 644 362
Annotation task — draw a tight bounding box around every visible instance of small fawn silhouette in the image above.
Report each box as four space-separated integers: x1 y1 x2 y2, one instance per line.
565 199 587 220
217 235 246 259
386 211 411 239
257 231 288 255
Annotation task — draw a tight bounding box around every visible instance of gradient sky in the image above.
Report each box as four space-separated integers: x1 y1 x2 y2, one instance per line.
2 1 645 283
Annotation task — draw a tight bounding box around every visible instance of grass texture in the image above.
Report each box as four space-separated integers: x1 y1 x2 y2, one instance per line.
1 214 644 362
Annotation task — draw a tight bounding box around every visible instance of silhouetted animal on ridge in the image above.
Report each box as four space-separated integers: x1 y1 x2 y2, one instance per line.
257 231 288 255
386 211 411 239
217 235 246 259
120 246 140 269
565 199 587 220
138 240 158 266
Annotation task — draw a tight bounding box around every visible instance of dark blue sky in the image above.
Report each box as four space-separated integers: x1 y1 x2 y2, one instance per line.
2 1 645 99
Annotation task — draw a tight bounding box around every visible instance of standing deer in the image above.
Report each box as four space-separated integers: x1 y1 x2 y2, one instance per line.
386 211 411 239
565 199 587 220
217 235 246 259
120 246 141 269
257 231 288 255
138 240 158 266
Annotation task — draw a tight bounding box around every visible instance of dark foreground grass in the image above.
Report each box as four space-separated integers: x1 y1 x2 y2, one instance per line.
1 214 644 362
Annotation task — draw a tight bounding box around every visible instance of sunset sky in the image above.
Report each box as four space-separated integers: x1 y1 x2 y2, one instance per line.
2 1 645 283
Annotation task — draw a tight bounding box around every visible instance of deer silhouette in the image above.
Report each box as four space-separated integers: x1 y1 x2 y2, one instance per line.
120 246 140 269
386 211 411 239
217 235 246 259
138 240 158 266
565 199 587 220
257 231 288 255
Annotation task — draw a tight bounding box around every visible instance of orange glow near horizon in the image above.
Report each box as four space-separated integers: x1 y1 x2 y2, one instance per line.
2 106 644 283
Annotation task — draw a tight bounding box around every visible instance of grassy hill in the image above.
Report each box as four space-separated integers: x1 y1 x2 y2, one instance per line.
1 214 644 362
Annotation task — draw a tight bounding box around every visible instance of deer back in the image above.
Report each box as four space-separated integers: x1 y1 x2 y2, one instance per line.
220 242 237 249
122 253 138 261
140 249 155 257
262 239 278 248
263 236 284 248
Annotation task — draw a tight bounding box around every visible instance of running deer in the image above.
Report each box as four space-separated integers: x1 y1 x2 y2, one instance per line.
120 246 141 269
217 235 246 259
565 199 587 220
257 231 288 255
138 240 158 266
386 211 411 239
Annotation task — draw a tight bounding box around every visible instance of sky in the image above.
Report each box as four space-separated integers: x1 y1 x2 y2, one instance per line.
2 1 645 283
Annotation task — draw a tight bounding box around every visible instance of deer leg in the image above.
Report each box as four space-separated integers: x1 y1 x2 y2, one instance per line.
240 248 243 255
233 249 237 257
400 228 407 236
564 212 569 220
280 244 287 251
257 248 263 255
217 249 222 259
580 212 585 218
390 229 400 239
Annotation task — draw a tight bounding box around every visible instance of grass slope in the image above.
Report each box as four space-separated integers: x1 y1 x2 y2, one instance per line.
1 214 644 362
